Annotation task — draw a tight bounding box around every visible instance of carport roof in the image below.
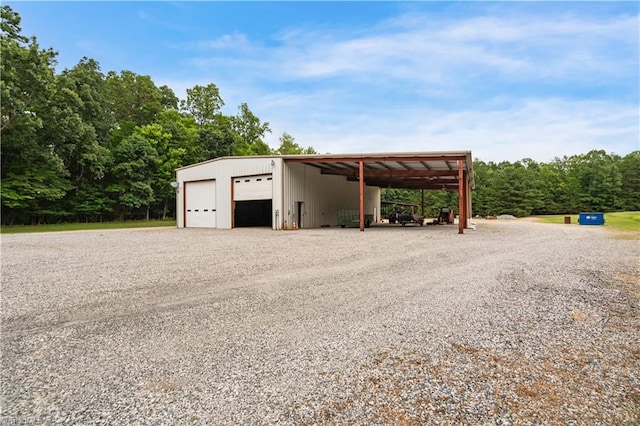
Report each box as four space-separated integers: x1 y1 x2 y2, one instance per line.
177 151 474 191
282 151 475 191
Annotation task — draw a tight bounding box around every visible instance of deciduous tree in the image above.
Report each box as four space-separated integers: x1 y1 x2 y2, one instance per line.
274 132 317 154
181 83 224 125
106 133 158 220
105 70 164 142
1 5 72 224
231 103 272 155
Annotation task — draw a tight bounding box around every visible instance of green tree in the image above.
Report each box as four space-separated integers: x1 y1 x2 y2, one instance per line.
0 5 55 134
520 158 546 215
104 70 164 142
132 123 173 219
60 58 113 142
1 5 73 224
199 116 239 159
471 160 498 216
72 182 113 222
180 83 244 160
491 161 540 217
619 151 640 211
49 60 110 193
231 103 272 155
106 133 158 220
535 158 579 214
159 84 179 110
154 109 202 165
181 83 224 125
567 150 622 212
145 110 201 218
274 132 317 154
49 58 113 220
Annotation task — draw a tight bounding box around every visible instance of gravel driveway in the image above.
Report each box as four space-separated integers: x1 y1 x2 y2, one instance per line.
1 220 638 425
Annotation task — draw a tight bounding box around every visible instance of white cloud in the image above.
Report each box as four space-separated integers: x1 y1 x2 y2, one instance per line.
261 97 638 162
165 5 639 161
264 10 638 85
176 7 637 88
186 33 253 51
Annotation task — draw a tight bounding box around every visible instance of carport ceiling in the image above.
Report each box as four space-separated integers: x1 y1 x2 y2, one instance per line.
284 151 475 190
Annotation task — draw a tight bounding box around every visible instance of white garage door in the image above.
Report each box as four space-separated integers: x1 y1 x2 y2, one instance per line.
233 174 273 201
185 180 216 228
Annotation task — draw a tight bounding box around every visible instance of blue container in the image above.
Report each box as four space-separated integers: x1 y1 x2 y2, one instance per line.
578 212 605 226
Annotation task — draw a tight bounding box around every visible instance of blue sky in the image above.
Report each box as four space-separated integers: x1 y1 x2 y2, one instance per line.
9 1 639 162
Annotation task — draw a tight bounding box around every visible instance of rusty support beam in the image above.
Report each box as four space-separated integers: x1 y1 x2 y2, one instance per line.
322 168 458 178
359 160 365 232
360 179 459 190
467 173 473 223
462 170 468 229
458 160 464 234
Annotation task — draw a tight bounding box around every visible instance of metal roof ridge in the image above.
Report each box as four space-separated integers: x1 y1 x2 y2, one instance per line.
176 151 474 171
281 150 472 159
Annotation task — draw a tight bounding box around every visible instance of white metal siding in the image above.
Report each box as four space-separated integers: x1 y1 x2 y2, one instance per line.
233 174 273 201
185 180 216 228
176 157 282 229
176 157 380 230
282 163 381 229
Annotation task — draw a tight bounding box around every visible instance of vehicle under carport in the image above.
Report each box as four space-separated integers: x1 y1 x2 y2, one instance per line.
284 152 475 233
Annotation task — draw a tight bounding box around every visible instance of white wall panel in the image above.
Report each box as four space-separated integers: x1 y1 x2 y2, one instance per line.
176 157 282 229
282 163 381 229
176 157 379 230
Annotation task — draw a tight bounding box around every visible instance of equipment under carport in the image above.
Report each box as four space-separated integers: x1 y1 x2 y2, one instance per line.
428 207 454 225
388 204 423 226
338 209 372 228
397 211 424 226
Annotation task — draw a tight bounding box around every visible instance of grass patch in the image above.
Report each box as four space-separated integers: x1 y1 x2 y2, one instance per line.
533 212 639 234
0 219 176 234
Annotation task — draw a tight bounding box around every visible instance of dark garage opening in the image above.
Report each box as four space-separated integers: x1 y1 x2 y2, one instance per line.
234 200 272 227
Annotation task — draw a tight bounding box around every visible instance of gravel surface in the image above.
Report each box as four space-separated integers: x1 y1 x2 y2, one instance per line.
1 220 638 425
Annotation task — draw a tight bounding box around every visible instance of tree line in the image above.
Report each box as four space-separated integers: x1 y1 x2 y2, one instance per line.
1 6 315 225
2 6 637 225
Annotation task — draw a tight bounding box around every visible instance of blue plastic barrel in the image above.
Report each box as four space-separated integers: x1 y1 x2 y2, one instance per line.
578 212 605 225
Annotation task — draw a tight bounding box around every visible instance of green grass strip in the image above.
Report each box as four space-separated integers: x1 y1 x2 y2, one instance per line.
1 219 177 234
534 211 640 233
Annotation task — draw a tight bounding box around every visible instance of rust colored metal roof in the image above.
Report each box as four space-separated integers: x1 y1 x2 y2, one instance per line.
283 151 474 191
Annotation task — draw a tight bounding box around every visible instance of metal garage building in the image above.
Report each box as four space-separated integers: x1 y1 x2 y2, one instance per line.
175 151 474 233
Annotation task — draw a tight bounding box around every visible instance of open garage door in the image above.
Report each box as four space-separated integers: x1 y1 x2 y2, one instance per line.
233 174 273 227
185 180 216 228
